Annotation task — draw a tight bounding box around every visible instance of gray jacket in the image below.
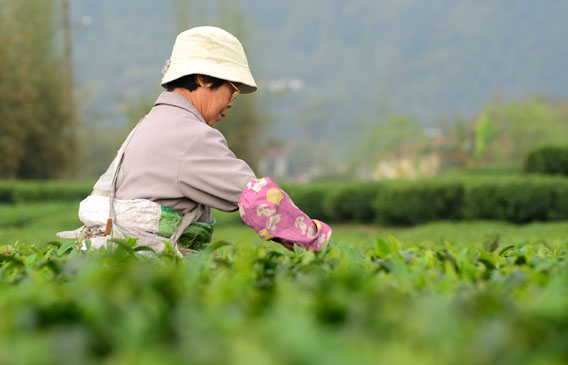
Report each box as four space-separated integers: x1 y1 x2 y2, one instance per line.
114 92 256 218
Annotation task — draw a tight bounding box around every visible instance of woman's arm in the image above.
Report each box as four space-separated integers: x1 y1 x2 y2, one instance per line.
239 177 332 251
177 126 256 212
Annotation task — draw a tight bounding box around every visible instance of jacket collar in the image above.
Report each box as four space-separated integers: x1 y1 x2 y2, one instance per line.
154 91 207 124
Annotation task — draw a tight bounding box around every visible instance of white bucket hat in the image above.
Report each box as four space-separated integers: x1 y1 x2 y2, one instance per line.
161 26 257 94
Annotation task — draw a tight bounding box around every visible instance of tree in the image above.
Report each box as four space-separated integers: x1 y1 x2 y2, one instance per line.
472 97 568 166
0 0 76 179
359 114 425 157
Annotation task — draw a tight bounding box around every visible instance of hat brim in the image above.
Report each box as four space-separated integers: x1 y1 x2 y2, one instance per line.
161 58 257 94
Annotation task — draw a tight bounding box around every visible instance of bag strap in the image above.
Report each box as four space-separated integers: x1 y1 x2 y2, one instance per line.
169 206 203 244
105 121 143 240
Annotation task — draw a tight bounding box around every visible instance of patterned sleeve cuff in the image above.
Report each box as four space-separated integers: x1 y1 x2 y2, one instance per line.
238 177 332 251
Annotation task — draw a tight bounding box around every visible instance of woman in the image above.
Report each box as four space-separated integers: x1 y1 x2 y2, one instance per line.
59 26 331 254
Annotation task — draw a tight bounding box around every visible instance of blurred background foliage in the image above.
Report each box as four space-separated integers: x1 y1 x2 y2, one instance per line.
472 98 568 166
0 0 76 179
0 0 567 180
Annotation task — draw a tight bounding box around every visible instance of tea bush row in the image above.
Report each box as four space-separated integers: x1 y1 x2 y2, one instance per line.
524 145 568 175
3 176 568 225
0 180 93 203
284 175 568 225
0 237 566 364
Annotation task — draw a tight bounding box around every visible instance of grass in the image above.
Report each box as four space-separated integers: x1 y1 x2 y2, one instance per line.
2 202 568 252
211 209 568 250
0 202 80 245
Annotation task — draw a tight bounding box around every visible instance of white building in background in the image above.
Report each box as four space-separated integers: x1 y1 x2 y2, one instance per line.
264 78 305 93
372 153 441 180
258 148 290 179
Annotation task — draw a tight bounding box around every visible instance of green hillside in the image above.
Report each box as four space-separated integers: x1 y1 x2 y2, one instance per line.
68 0 568 172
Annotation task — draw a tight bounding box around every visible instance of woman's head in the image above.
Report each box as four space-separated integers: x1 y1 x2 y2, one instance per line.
161 26 257 93
167 74 240 126
161 26 255 126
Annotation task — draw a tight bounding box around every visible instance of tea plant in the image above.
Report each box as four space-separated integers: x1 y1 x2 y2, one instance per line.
0 236 566 364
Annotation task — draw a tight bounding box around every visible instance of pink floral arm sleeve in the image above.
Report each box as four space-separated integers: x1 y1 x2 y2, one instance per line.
238 177 332 251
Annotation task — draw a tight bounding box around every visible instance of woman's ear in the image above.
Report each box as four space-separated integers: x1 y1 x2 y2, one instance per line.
196 75 214 88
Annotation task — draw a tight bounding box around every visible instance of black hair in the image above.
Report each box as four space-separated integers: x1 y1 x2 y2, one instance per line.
163 74 225 92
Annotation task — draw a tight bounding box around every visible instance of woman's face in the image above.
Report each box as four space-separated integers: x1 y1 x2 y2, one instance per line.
195 81 236 127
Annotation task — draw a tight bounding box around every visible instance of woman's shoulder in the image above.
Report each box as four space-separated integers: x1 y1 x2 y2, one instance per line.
143 102 206 133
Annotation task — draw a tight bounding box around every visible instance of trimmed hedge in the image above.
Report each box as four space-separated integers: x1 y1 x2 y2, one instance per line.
280 182 341 222
324 182 381 222
463 178 558 222
0 181 93 203
373 180 464 225
524 146 568 175
3 176 568 225
284 175 568 225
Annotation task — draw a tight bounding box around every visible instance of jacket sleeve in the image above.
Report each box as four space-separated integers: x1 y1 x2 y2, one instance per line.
177 126 256 212
238 177 332 252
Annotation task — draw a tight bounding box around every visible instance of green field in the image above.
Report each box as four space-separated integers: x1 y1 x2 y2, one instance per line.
2 202 568 251
1 201 567 364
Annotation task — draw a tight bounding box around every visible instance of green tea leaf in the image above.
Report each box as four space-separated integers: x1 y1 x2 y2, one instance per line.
301 250 315 266
498 245 516 256
478 250 496 270
388 235 401 253
133 246 157 254
57 240 75 256
205 240 232 254
375 238 391 257
111 238 135 254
